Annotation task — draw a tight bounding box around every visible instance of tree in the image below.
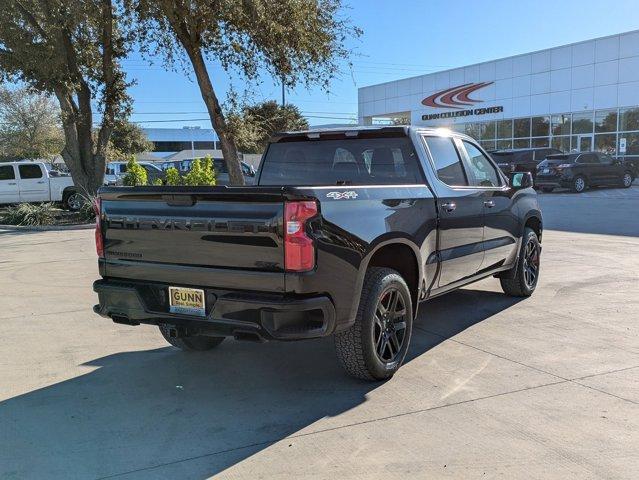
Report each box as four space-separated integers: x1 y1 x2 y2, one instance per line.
129 0 360 184
0 0 131 194
226 100 309 154
108 119 154 160
0 87 63 160
122 156 148 185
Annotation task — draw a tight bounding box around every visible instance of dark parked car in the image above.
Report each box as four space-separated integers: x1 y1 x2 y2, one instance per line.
93 126 542 380
536 152 635 193
490 148 563 181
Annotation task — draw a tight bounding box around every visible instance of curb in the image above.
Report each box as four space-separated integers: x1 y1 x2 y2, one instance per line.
0 223 94 232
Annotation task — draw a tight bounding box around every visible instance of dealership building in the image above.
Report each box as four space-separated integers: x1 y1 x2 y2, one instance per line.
358 29 639 158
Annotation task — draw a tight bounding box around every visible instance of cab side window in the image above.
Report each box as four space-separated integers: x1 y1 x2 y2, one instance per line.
0 165 15 181
423 136 468 186
461 141 501 187
18 164 43 179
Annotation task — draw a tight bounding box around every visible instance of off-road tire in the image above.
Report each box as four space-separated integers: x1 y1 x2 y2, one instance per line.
334 267 413 381
500 227 540 297
159 325 224 351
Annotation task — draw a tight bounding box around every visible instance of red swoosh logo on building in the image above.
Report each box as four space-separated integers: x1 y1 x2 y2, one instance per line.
422 82 494 109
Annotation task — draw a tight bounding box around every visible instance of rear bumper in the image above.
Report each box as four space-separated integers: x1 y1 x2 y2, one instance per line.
93 279 336 341
535 175 572 188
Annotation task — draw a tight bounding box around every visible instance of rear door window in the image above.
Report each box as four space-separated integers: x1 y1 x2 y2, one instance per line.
461 141 502 187
0 165 16 180
423 136 468 186
259 136 423 186
18 164 43 179
578 154 598 164
214 159 228 173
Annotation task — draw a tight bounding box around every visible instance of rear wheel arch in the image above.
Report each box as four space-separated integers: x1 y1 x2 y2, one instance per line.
524 214 542 243
361 240 421 315
62 186 77 200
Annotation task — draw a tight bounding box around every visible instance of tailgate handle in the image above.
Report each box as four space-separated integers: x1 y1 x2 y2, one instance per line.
163 194 196 206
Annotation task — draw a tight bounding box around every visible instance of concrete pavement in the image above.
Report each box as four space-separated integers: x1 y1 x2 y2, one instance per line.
0 188 638 479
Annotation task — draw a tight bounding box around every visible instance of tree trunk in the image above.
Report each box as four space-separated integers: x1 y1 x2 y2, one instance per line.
54 88 104 197
186 48 245 186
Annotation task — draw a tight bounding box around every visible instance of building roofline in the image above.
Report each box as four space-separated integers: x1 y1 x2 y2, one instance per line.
359 28 639 90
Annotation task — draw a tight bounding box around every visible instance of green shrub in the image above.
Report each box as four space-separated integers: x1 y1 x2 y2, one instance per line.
1 203 56 226
122 157 148 186
165 167 182 186
183 157 216 186
152 177 163 186
164 157 217 186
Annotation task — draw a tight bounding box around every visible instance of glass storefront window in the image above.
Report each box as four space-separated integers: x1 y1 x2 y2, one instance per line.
531 116 550 137
572 112 594 134
480 122 496 140
513 118 531 138
594 134 617 155
513 138 530 148
551 136 571 153
551 114 571 136
595 110 617 133
496 120 512 139
464 123 481 140
531 137 549 148
480 140 496 151
619 107 639 132
619 132 639 155
496 139 512 150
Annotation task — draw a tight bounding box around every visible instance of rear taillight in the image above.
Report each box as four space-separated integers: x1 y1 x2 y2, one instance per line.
284 201 317 272
94 197 104 258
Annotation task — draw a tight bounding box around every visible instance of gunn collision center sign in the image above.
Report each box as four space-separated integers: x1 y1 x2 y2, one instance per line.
421 82 503 121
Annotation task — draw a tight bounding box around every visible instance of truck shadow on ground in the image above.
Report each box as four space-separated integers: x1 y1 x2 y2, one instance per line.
0 288 522 479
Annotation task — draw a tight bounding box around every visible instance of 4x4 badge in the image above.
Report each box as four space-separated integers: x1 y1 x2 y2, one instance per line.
326 191 358 200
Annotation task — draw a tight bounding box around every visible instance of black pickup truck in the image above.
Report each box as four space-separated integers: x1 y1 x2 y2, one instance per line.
93 126 542 380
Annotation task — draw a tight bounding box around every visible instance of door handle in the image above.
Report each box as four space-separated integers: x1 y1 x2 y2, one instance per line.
8 182 17 185
441 201 457 212
484 200 495 208
37 181 46 184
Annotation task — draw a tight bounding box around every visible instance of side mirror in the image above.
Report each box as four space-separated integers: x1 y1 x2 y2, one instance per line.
509 171 533 190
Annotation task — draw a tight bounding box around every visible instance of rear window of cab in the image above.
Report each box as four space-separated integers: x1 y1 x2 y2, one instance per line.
259 136 424 186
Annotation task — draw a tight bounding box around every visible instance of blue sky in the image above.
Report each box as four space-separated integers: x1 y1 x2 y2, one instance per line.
118 0 639 129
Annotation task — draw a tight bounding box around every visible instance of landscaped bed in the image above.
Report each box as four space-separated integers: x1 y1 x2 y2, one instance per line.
0 203 93 227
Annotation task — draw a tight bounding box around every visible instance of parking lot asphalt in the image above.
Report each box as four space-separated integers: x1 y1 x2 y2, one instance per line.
1 186 638 479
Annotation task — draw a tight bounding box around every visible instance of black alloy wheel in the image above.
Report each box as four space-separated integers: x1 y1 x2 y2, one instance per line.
500 227 541 297
373 287 408 363
334 267 414 381
522 238 540 290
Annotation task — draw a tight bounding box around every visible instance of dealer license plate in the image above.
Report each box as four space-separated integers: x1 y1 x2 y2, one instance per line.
168 286 206 317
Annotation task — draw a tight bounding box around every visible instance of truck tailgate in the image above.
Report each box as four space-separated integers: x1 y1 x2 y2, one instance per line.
99 187 286 292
